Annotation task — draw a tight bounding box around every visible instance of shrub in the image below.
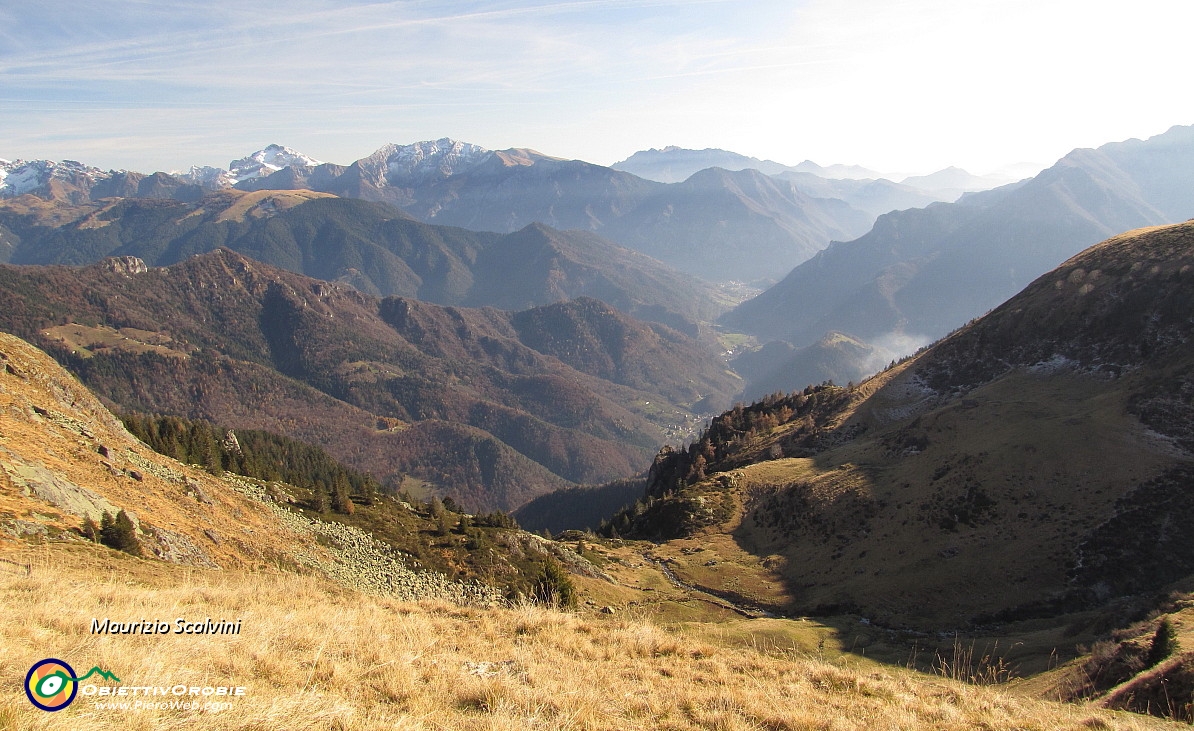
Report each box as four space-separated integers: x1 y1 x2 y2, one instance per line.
80 517 100 542
532 557 577 609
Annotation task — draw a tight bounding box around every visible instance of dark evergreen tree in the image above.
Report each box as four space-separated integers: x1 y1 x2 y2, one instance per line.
1147 618 1179 667
99 510 141 556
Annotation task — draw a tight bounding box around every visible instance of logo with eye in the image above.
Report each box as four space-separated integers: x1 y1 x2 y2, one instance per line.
25 659 78 711
25 659 121 712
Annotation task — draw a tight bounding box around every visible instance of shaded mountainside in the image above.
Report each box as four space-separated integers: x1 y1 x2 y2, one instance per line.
595 167 870 283
513 478 646 534
509 296 736 409
249 153 871 283
0 190 723 328
724 124 1194 362
611 221 1194 630
0 251 738 511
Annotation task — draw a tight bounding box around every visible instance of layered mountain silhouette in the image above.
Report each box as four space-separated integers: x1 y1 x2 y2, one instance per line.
722 124 1194 393
0 190 721 330
611 146 1009 216
592 167 869 283
611 146 884 183
3 140 874 283
612 220 1194 628
0 251 739 511
769 171 943 220
236 144 871 282
898 166 1016 199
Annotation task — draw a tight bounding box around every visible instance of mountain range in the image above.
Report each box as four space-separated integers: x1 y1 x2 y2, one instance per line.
611 146 878 182
612 219 1194 630
722 124 1194 394
7 121 1194 725
2 140 880 283
611 146 1017 202
0 251 739 512
208 141 875 283
0 189 723 331
7 124 1194 404
0 138 1043 292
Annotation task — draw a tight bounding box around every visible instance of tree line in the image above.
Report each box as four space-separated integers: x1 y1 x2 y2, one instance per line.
121 412 380 514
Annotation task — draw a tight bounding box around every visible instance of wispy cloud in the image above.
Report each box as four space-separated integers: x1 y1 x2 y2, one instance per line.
2 0 1191 174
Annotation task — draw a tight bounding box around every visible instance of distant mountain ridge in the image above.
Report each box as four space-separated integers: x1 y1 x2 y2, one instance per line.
0 140 874 282
612 146 1014 204
722 123 1194 392
0 190 722 329
611 146 885 183
898 166 1017 196
244 141 869 282
5 128 1184 291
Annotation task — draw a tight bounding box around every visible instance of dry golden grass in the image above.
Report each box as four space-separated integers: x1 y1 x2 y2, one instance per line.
0 544 1177 731
662 367 1185 630
213 189 337 223
39 324 187 360
0 331 327 572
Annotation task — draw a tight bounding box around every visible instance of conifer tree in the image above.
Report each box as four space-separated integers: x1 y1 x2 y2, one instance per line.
99 510 141 556
1147 618 1179 667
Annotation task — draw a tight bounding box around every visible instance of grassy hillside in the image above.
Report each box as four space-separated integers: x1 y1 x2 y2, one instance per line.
612 221 1194 630
0 330 589 599
0 328 1186 728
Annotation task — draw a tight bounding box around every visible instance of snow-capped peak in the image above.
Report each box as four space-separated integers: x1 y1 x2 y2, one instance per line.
384 138 492 181
172 165 236 189
0 158 115 198
227 144 323 183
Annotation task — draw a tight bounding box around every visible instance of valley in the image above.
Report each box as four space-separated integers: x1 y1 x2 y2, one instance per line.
4 126 1194 728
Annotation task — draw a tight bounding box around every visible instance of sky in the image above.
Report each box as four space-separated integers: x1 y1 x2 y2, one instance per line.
2 0 1192 177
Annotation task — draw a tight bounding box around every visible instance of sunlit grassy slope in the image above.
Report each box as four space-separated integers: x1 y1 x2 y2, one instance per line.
620 221 1194 632
0 546 1176 731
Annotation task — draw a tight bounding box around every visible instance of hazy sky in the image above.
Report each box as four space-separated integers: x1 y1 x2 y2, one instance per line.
2 0 1191 176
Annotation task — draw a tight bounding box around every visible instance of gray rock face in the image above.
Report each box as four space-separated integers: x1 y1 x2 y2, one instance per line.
101 256 148 276
0 447 124 524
